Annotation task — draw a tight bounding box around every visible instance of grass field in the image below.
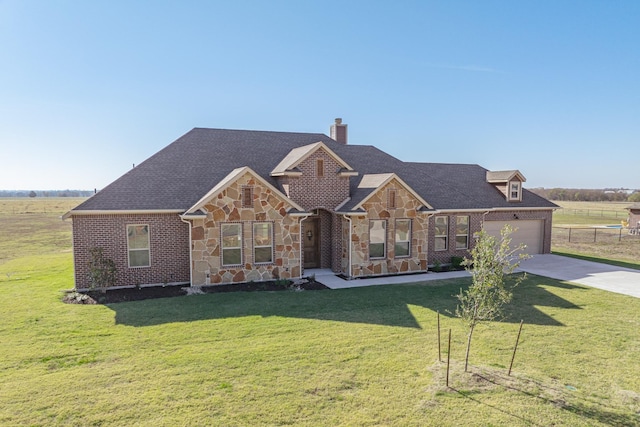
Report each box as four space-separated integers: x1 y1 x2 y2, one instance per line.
1 198 639 425
552 201 639 267
553 200 630 226
0 198 84 265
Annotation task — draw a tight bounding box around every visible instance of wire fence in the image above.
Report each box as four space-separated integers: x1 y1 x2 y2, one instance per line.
555 208 627 219
553 226 640 243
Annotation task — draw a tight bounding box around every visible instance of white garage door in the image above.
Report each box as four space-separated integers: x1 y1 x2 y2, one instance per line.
483 220 543 255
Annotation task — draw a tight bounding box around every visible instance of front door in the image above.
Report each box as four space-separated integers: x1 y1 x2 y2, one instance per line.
303 218 320 268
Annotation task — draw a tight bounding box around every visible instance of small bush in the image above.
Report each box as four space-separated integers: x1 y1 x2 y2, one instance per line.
87 247 117 292
450 256 464 270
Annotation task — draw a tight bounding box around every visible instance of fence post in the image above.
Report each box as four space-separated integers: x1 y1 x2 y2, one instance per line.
508 320 524 376
446 329 451 388
569 228 572 242
437 311 441 362
594 228 597 243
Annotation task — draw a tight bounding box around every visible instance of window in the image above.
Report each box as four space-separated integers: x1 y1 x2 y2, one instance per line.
456 216 469 249
127 224 150 267
509 181 521 200
369 220 386 259
221 223 242 266
242 186 253 208
253 222 273 263
388 189 396 209
316 159 324 177
395 219 411 257
434 216 448 251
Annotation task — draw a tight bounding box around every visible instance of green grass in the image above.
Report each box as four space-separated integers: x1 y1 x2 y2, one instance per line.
553 201 629 226
552 250 640 270
551 200 639 264
0 198 85 265
1 254 640 426
1 197 639 425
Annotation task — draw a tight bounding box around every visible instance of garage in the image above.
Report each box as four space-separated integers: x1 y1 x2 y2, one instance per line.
483 220 543 255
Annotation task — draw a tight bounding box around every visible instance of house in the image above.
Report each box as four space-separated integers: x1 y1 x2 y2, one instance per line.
64 119 557 289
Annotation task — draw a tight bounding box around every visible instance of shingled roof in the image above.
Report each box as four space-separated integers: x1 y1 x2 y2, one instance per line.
69 127 557 214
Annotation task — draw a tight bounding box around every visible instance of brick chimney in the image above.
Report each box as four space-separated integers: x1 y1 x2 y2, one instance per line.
330 118 347 144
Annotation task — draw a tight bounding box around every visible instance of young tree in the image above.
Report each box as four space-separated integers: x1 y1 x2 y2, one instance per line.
456 225 529 372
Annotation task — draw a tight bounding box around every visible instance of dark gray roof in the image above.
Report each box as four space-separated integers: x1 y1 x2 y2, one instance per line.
74 128 337 211
401 163 556 210
72 127 557 213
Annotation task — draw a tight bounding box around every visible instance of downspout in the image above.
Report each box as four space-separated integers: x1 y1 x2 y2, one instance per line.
341 214 353 278
298 215 310 279
425 212 435 270
481 210 491 227
179 215 194 286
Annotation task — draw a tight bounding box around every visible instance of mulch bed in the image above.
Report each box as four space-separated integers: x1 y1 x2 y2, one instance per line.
63 279 328 304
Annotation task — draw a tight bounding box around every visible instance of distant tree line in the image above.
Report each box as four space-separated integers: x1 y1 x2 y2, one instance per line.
530 188 640 202
0 190 94 198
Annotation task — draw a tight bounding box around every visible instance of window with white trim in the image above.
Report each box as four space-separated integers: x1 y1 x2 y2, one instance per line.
395 219 411 257
456 216 469 249
253 222 273 264
221 223 242 266
127 224 150 267
509 181 521 201
434 216 448 251
369 220 386 259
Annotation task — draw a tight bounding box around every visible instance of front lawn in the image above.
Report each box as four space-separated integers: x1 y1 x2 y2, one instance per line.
1 253 639 426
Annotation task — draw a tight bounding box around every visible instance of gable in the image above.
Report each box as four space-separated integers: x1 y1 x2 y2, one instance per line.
486 170 526 183
185 166 304 214
271 142 357 177
353 173 432 211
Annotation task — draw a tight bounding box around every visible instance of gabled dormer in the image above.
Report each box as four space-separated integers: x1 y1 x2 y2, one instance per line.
486 170 526 202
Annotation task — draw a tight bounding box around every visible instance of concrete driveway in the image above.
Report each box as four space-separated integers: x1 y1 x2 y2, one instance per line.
314 254 640 298
517 254 640 298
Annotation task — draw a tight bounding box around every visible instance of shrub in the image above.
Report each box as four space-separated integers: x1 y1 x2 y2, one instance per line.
450 256 464 270
87 247 117 292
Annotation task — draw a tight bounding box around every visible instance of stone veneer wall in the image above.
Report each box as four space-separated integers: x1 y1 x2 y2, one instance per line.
189 173 301 285
349 180 428 277
71 213 190 289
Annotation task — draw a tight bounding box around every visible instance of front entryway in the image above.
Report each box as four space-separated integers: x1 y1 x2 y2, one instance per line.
303 218 320 268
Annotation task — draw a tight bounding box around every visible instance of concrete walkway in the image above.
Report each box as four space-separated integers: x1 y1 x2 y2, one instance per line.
309 254 640 298
307 268 469 290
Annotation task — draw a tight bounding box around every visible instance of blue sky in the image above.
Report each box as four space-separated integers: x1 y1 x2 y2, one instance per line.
1 0 638 191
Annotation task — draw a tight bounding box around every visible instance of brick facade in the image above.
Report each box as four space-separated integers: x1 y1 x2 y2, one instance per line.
427 212 484 266
280 149 350 211
72 213 190 289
